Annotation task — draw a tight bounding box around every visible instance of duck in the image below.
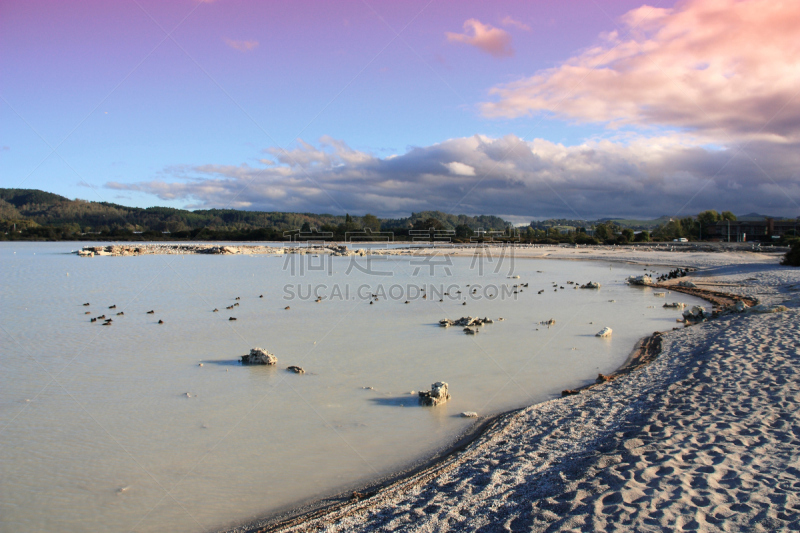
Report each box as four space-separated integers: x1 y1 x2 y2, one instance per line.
90 318 97 323
116 312 124 316
213 308 219 312
109 305 116 309
83 303 90 306
146 310 154 314
158 319 164 324
284 306 290 310
229 317 237 321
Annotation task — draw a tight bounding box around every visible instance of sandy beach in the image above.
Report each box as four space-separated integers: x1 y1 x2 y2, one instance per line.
221 246 800 533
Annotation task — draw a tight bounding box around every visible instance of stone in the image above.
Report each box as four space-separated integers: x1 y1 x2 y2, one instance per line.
682 305 707 321
241 348 277 365
678 280 697 288
461 411 479 418
287 365 305 374
748 304 788 314
627 274 653 286
663 302 686 309
419 382 450 406
581 281 601 289
596 327 613 337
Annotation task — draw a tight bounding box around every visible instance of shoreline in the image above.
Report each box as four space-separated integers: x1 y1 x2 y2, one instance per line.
221 279 759 533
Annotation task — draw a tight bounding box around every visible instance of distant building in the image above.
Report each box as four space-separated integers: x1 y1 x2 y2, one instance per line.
705 218 798 242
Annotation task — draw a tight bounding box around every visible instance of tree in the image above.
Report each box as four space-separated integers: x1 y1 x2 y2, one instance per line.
634 230 651 242
412 217 445 231
721 211 737 221
301 221 311 233
594 223 610 241
455 224 474 239
621 228 635 243
361 214 381 232
782 241 800 266
697 210 721 227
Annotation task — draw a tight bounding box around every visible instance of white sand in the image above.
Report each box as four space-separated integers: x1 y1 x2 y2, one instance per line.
232 249 800 533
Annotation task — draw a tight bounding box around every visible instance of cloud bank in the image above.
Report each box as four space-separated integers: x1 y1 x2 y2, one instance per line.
107 135 800 219
482 0 800 143
446 19 514 58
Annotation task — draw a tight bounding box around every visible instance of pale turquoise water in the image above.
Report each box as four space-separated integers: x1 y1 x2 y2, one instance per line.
0 242 707 532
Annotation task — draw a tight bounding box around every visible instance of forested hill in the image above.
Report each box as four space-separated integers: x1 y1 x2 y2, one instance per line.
0 188 510 240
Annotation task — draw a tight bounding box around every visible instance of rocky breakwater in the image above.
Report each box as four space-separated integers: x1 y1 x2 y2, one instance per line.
418 382 450 406
76 243 363 257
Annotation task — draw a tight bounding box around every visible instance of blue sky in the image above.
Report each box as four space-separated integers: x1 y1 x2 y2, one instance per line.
2 0 799 220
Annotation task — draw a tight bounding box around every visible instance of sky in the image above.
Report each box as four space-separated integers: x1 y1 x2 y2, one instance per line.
2 0 799 221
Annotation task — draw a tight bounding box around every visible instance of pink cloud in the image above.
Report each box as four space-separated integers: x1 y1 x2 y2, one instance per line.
446 19 513 58
500 16 530 32
224 38 258 52
482 0 800 142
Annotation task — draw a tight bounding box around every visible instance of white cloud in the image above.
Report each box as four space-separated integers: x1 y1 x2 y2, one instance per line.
444 161 476 176
500 16 530 32
482 0 800 143
224 39 259 52
106 135 800 219
446 19 513 58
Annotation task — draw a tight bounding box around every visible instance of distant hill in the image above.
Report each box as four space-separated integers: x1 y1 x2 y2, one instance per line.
596 216 674 229
0 188 510 237
736 212 794 221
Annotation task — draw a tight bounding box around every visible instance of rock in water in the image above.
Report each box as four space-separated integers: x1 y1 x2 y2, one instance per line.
627 274 652 286
461 411 478 418
580 281 601 289
241 348 277 365
287 365 305 374
419 382 450 406
595 327 613 337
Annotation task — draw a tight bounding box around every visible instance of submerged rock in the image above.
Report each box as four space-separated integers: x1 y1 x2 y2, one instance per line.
241 348 277 365
461 411 478 418
439 316 495 328
419 382 450 406
663 302 687 309
580 281 601 289
287 365 305 374
678 280 697 288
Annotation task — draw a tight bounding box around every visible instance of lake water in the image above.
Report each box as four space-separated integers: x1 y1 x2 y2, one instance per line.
0 242 707 532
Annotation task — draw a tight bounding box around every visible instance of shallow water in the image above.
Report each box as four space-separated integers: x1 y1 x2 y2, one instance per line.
0 242 708 532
